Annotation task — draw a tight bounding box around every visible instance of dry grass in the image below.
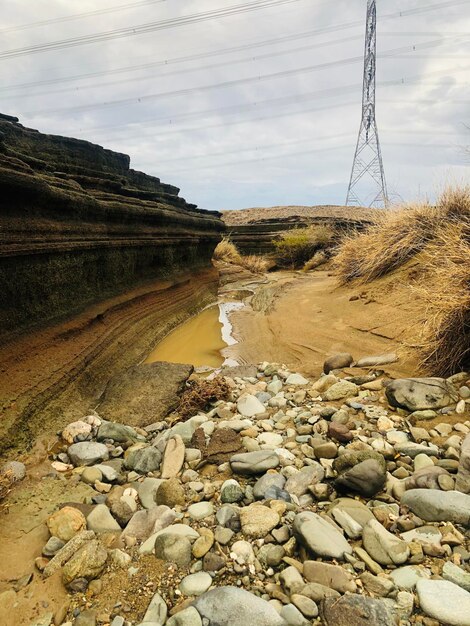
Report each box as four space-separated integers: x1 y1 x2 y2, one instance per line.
335 188 470 284
213 237 269 274
412 221 470 375
0 470 13 512
177 376 230 420
273 225 335 268
303 250 328 272
334 187 470 375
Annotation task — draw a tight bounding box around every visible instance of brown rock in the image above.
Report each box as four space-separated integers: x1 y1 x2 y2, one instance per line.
156 478 185 507
161 435 186 479
47 506 86 542
328 422 353 443
62 540 108 585
206 428 242 463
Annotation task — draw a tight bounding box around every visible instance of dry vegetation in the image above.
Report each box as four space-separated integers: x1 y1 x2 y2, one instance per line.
177 376 230 420
334 188 470 375
273 225 335 269
213 237 270 273
0 469 12 512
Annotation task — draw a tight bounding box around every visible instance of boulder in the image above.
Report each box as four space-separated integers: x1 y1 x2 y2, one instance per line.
362 519 410 566
97 362 193 426
401 489 470 526
385 377 457 411
416 579 470 626
62 540 107 585
323 353 354 374
320 594 399 626
47 506 86 542
193 586 287 626
333 451 386 498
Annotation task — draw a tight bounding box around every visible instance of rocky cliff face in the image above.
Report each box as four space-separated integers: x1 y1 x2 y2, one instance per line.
0 113 224 341
0 113 224 453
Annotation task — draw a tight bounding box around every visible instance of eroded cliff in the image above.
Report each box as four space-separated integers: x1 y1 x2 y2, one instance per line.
0 113 224 453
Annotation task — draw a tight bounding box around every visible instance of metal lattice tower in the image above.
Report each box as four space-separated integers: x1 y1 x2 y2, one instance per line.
346 0 388 208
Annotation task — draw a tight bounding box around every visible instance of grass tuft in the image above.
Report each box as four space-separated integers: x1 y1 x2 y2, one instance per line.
273 225 335 269
213 237 269 274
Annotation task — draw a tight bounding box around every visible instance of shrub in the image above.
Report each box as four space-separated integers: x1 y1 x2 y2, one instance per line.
335 188 470 284
273 225 335 268
177 376 230 420
213 237 270 274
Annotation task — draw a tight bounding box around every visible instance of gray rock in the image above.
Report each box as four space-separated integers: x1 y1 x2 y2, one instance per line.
335 459 386 498
323 353 354 374
456 433 470 494
362 519 410 566
280 603 310 626
42 536 65 557
394 442 439 459
320 594 398 626
193 586 287 626
230 451 279 475
154 533 191 567
166 607 202 626
293 511 352 560
416 579 470 626
179 572 212 596
68 442 109 467
221 479 244 503
327 498 375 528
62 540 108 585
443 561 470 592
86 504 121 534
285 464 325 498
237 394 266 417
389 566 430 590
385 377 458 411
401 489 470 526
125 447 162 473
253 472 286 499
97 422 138 442
138 477 163 509
356 353 398 368
141 592 167 625
303 560 357 593
1 460 26 482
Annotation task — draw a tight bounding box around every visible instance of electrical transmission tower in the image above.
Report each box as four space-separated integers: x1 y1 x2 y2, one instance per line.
346 0 388 208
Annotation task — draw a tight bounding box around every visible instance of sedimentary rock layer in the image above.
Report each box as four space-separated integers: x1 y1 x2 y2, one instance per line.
0 113 224 341
0 113 224 452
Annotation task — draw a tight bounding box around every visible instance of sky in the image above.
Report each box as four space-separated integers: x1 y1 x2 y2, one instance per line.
1 0 470 211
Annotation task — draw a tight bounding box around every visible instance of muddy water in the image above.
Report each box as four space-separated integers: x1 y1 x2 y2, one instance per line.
145 303 243 368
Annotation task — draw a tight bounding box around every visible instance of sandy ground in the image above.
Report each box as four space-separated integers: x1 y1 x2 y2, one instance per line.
225 267 419 378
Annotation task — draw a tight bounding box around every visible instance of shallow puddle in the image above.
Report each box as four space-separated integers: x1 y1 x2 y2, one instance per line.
145 303 243 368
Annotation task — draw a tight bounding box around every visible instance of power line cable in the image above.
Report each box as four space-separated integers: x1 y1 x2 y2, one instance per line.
0 0 305 60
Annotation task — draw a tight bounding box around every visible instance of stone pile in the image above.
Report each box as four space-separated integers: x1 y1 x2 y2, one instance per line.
23 359 470 626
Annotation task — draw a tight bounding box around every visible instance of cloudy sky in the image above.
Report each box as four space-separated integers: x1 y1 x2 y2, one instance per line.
1 0 469 210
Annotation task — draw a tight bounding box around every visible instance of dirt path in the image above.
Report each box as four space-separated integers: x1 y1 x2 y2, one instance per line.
225 268 418 377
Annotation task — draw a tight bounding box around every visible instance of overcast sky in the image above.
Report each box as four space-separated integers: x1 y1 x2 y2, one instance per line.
1 0 469 210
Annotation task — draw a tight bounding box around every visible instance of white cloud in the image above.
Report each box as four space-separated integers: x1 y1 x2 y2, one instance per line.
1 0 469 210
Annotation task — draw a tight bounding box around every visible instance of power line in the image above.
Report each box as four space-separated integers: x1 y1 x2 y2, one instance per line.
0 0 305 60
0 0 169 33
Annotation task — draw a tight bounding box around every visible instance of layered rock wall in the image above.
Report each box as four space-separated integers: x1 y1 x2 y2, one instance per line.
0 113 224 453
0 113 224 341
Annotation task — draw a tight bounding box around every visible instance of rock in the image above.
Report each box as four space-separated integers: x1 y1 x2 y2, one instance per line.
285 464 324 498
193 586 287 626
293 511 352 560
73 611 96 626
280 603 310 625
43 536 65 557
206 428 242 463
285 373 309 386
280 565 305 594
401 489 470 526
68 442 109 467
314 442 338 459
416 579 470 626
47 506 87 543
62 540 107 585
333 451 386 497
62 421 92 444
291 595 318 619
221 479 244 503
140 591 167 624
43 531 95 578
237 394 266 417
81 467 103 485
138 477 163 509
360 572 396 598
125 446 162 473
385 377 458 411
323 381 359 401
303 561 357 593
230 451 279 475
356 353 398 367
405 465 451 490
179 572 212 596
156 478 185 507
97 361 193 426
443 561 470 592
160 435 186 479
123 506 176 544
97 422 138 443
362 519 410 566
192 529 214 558
320 594 398 626
328 497 375 527
328 422 353 443
86 504 121 533
456 433 470 494
166 607 202 626
155 534 191 567
253 472 286 499
188 501 214 520
258 432 283 449
239 504 279 538
390 566 430 590
324 353 354 374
